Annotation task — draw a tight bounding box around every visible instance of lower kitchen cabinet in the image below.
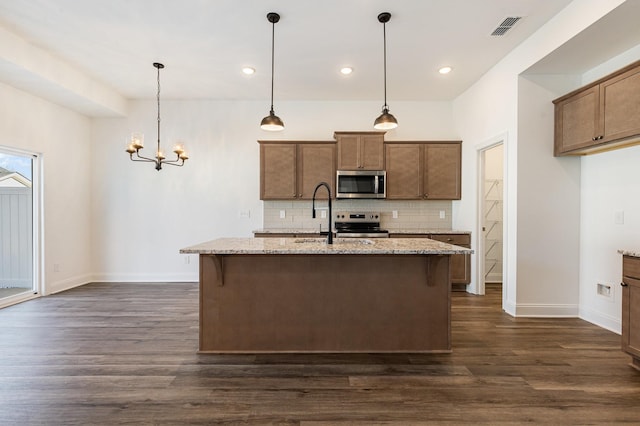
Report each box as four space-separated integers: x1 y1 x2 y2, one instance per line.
390 233 471 289
622 255 640 371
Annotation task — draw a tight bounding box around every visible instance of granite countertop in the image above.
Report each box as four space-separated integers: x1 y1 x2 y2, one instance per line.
181 237 474 255
618 250 640 258
253 228 471 235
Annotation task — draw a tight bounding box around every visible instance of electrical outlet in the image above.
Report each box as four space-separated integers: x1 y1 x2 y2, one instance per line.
615 211 624 225
321 210 327 218
53 263 60 272
439 210 446 219
184 256 191 265
239 209 250 218
392 210 398 219
279 210 286 219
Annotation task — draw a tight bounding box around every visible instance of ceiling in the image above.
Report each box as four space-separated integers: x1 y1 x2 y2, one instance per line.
0 0 582 105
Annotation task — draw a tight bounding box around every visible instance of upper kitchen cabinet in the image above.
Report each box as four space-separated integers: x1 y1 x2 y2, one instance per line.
334 131 385 170
554 60 640 156
385 141 461 200
385 144 422 199
259 141 336 200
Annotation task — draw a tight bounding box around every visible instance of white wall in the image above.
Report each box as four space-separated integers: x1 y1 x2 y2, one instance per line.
577 45 640 332
452 0 625 315
91 99 456 282
516 76 581 316
0 81 92 294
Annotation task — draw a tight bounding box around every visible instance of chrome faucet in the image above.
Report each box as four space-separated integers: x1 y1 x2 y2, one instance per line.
312 182 333 244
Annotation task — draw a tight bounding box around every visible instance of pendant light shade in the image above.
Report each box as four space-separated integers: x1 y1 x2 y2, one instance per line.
374 12 398 130
261 12 284 131
260 110 285 131
374 107 398 130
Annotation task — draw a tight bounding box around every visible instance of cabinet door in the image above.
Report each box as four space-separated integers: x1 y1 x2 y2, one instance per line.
601 66 640 143
622 256 640 361
622 275 640 359
298 144 336 199
337 135 360 170
360 135 385 170
260 144 297 200
385 144 422 199
429 234 471 284
336 133 384 170
424 143 461 200
554 86 600 155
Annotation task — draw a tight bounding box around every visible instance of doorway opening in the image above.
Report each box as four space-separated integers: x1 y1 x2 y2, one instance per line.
476 138 506 303
0 147 41 308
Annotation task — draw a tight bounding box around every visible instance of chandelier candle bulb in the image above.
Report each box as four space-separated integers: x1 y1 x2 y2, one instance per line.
131 133 144 149
173 144 185 155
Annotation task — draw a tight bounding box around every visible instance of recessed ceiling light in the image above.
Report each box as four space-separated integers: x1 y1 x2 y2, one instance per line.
439 66 453 75
340 67 353 75
242 67 255 75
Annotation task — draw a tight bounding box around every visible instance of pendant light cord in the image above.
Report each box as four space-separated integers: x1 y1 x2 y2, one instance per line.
382 21 388 110
270 19 275 113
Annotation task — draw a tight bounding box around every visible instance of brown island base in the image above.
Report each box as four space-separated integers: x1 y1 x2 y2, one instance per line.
180 237 473 354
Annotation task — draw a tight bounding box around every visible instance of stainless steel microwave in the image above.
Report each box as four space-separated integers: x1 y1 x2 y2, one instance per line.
336 170 386 199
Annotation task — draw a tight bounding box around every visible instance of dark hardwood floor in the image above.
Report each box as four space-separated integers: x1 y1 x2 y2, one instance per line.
0 282 639 425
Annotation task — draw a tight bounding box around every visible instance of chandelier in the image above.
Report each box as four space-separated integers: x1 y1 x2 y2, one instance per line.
126 62 189 170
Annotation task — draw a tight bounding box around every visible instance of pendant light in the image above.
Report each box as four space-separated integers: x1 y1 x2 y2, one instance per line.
126 63 189 170
260 12 284 131
374 12 398 130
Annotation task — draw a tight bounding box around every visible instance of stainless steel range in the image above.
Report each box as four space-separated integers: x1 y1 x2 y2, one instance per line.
334 211 389 238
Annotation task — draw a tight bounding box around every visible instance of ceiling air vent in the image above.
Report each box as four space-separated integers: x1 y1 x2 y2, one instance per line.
490 16 522 36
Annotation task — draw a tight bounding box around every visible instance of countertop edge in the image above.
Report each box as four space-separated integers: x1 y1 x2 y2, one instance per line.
253 228 471 235
619 249 640 258
181 237 474 256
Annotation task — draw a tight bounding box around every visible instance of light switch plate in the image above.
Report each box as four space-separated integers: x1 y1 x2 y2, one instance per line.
615 211 624 225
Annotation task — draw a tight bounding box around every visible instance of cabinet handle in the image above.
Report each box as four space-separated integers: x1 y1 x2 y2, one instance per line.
592 137 597 141
598 135 604 140
621 282 628 287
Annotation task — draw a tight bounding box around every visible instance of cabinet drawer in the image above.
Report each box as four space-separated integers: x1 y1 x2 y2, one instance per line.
429 234 470 246
623 256 640 279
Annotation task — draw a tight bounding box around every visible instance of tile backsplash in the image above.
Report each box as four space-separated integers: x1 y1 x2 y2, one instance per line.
263 200 452 231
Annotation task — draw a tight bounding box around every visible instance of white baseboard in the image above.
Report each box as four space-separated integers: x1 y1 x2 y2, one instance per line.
579 305 621 334
91 272 198 283
513 303 579 317
47 273 93 295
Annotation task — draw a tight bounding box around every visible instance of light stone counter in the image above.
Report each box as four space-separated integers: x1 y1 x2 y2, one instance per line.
181 237 473 256
253 228 471 235
619 249 640 258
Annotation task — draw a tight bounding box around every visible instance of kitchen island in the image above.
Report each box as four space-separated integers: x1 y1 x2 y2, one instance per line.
180 237 472 353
